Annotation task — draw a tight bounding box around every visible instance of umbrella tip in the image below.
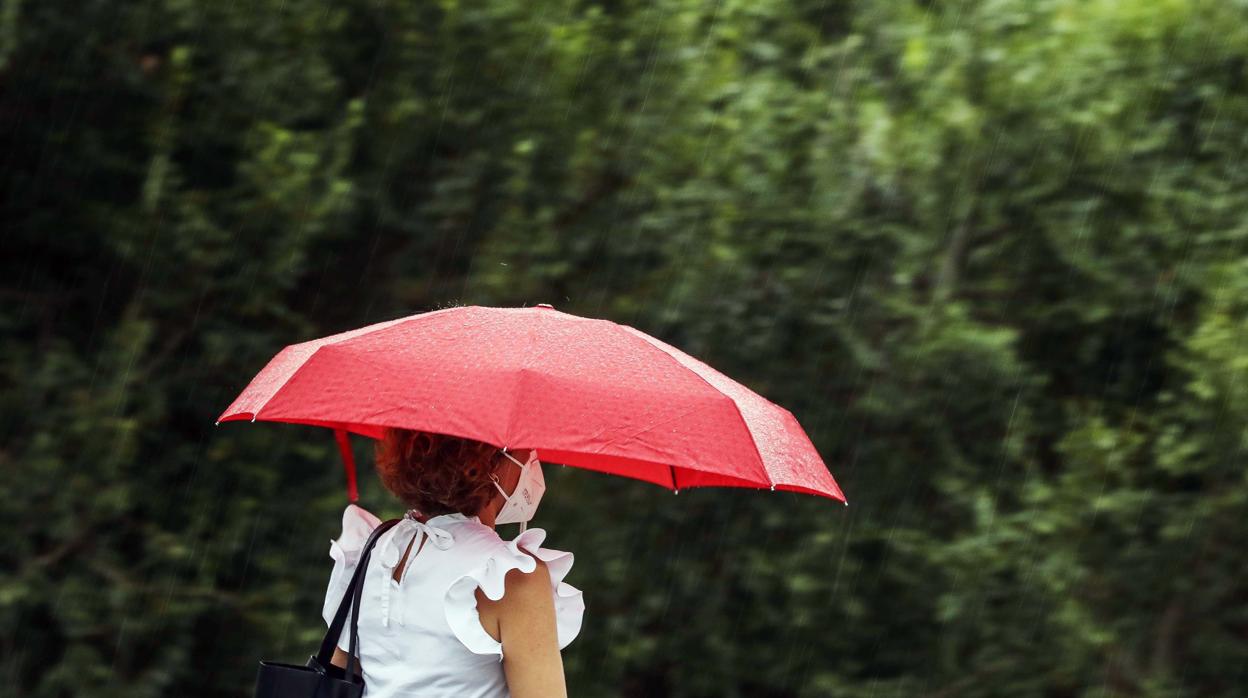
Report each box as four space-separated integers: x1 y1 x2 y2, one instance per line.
250 414 256 422
214 420 220 426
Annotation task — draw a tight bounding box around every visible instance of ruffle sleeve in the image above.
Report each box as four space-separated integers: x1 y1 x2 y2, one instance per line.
443 527 585 659
321 503 382 652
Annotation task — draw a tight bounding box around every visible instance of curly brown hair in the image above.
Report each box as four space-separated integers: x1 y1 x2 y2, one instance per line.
373 427 504 517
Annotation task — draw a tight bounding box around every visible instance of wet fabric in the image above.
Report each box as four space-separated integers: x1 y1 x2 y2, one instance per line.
218 304 845 503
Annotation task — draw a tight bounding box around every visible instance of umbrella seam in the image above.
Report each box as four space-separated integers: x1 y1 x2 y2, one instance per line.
502 306 544 449
249 344 328 421
615 325 771 486
236 313 421 421
588 399 721 454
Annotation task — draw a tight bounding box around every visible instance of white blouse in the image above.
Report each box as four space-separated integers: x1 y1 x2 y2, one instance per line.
321 504 585 698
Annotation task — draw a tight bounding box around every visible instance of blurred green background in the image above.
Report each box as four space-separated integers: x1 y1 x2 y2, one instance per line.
3 1 1248 696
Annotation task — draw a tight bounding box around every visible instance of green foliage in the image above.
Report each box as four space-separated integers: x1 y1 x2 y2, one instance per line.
2 0 1247 696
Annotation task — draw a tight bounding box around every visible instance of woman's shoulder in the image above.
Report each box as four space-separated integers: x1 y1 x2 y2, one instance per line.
443 524 574 589
443 524 584 657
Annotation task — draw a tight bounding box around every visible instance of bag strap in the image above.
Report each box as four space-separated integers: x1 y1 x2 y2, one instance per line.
315 516 401 680
346 536 372 682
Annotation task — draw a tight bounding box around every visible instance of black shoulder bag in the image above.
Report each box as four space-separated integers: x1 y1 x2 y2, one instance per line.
254 517 401 698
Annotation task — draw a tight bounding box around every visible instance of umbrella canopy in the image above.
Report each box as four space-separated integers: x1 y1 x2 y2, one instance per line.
216 304 845 504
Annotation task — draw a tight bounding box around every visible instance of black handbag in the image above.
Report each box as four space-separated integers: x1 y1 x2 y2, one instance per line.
254 517 401 698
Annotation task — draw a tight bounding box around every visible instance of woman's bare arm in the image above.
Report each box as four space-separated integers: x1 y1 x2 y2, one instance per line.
494 559 567 698
330 646 351 670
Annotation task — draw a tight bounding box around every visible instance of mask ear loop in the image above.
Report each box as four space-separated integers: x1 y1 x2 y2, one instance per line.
489 472 509 498
495 447 533 533
519 450 538 533
499 449 527 469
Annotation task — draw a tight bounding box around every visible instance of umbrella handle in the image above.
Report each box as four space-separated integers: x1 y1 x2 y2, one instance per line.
334 428 360 503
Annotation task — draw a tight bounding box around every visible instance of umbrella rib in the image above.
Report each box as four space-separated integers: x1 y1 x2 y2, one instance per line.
249 344 328 421
242 319 412 423
502 306 544 448
591 399 715 452
617 325 772 487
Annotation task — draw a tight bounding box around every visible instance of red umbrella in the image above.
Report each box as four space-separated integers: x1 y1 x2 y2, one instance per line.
215 304 845 504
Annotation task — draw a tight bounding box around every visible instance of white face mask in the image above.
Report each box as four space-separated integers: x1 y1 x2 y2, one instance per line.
490 449 545 530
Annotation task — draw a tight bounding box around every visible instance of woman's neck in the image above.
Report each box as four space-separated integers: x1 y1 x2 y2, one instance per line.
476 506 497 529
410 508 497 530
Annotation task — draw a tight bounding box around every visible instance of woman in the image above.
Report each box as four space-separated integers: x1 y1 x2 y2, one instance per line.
321 427 584 698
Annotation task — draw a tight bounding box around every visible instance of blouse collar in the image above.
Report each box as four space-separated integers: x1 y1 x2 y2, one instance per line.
379 511 469 573
404 509 479 526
